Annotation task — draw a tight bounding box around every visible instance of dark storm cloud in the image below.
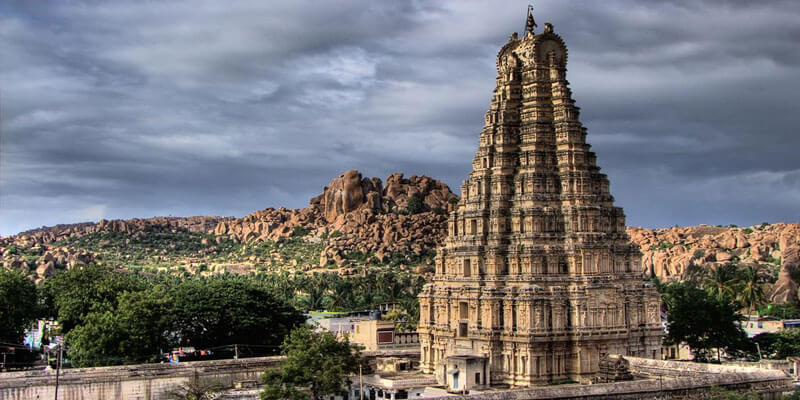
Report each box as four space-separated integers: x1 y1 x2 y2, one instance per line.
1 0 799 235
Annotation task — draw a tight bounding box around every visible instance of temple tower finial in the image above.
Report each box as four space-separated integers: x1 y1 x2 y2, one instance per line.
525 4 537 34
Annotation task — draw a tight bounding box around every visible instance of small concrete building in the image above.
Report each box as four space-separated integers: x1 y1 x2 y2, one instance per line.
351 372 437 400
442 355 489 393
741 315 800 338
351 320 419 352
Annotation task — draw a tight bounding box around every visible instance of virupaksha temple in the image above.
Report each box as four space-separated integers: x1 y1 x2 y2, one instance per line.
417 8 664 388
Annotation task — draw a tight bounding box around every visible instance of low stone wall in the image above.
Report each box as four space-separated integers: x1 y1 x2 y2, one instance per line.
2 353 791 400
0 349 418 400
0 356 282 400
726 360 794 376
425 357 793 400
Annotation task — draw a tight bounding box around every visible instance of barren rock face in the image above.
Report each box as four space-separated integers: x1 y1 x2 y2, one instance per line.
771 243 800 303
628 223 800 303
382 173 455 213
217 170 457 249
310 170 382 222
308 170 456 222
9 216 232 247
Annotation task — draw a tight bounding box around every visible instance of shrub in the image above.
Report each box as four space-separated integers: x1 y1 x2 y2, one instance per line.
291 226 310 237
406 193 426 214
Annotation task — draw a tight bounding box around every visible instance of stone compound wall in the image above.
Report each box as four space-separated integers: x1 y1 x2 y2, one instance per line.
424 357 793 400
0 354 792 400
0 356 282 400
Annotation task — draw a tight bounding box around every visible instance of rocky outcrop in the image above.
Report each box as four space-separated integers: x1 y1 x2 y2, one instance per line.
628 223 800 302
310 170 383 222
770 226 800 303
319 210 448 267
381 172 456 214
1 241 102 283
216 171 457 262
2 216 228 282
8 216 232 247
212 207 326 243
95 216 227 235
5 168 800 294
308 170 456 223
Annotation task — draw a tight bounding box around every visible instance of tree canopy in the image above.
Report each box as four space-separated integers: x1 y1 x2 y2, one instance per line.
661 281 750 361
0 269 38 343
261 325 365 400
44 266 305 367
752 329 800 359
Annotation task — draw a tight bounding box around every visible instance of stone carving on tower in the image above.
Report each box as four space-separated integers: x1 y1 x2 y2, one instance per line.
417 11 663 387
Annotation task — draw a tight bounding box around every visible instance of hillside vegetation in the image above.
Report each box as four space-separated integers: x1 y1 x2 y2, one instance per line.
2 170 799 310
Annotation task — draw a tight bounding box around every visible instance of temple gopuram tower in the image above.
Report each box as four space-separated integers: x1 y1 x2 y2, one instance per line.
418 12 663 387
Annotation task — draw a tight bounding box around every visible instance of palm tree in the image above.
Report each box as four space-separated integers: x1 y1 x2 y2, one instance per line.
735 264 768 314
398 296 420 331
326 278 356 311
298 284 327 311
701 263 738 301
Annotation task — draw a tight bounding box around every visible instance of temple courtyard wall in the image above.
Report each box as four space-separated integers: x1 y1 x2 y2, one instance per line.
0 349 420 400
0 356 281 400
0 354 793 399
425 357 793 400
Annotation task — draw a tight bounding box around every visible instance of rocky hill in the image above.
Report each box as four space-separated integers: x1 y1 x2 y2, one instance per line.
629 223 800 303
2 170 799 303
1 216 233 282
212 170 456 273
1 171 457 280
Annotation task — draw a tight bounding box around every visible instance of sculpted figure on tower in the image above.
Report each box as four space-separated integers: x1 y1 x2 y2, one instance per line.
418 16 663 386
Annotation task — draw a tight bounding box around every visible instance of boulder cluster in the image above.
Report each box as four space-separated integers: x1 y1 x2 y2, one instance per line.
3 169 799 298
628 223 800 302
213 170 456 267
1 216 231 282
0 243 101 283
13 216 230 247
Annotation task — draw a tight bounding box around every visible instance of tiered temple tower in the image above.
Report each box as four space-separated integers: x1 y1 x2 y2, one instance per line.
418 16 663 387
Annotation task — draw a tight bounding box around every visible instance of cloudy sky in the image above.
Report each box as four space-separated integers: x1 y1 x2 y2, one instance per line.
1 1 799 236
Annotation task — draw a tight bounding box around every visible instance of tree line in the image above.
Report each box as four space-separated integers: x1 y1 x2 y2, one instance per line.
0 265 425 368
659 262 800 362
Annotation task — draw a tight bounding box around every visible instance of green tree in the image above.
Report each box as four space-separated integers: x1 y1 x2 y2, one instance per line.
261 326 365 400
762 303 800 319
662 281 749 361
735 265 768 314
169 276 304 348
66 288 175 367
406 193 426 214
701 264 738 302
326 277 356 312
753 329 800 359
47 264 145 332
65 274 304 367
298 282 328 312
65 310 126 366
0 269 38 343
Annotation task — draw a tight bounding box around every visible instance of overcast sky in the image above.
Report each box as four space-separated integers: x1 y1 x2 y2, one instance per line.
1 1 799 236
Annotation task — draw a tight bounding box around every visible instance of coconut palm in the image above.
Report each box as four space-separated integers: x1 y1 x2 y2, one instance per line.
298 284 327 311
735 264 768 314
326 278 356 311
701 263 738 301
